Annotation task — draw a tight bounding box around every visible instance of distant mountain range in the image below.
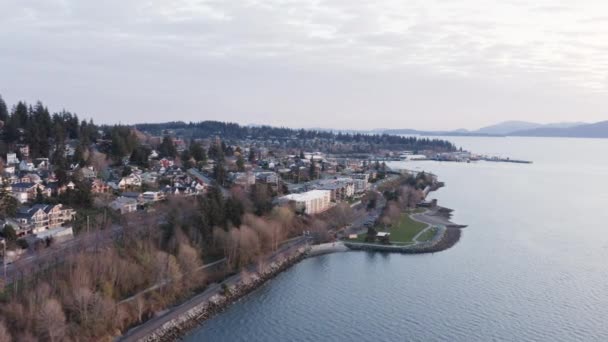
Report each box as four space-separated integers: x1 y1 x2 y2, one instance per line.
509 121 608 138
376 120 608 138
473 121 586 135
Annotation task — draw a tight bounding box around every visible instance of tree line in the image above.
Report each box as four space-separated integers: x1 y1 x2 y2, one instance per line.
134 121 457 152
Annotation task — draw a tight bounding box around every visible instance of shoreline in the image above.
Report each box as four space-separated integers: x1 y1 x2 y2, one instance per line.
120 188 464 341
120 245 310 342
343 205 465 254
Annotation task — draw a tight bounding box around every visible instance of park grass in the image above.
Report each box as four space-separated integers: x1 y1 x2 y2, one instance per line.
416 226 438 242
384 214 428 243
349 213 428 244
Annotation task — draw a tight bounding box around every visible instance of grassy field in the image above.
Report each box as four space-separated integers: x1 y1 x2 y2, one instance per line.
386 214 428 242
416 226 438 242
349 213 428 244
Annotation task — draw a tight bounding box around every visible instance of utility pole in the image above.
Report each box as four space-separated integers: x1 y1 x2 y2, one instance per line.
2 240 6 282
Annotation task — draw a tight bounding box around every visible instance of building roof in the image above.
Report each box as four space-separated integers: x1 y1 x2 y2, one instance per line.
187 168 213 184
11 182 37 190
16 204 67 219
122 192 142 198
110 196 138 206
282 190 330 202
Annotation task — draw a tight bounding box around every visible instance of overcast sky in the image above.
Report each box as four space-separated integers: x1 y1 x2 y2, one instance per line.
1 0 607 130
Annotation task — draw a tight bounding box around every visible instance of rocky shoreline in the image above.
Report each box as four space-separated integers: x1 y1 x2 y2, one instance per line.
135 247 309 342
344 205 465 254
125 181 462 341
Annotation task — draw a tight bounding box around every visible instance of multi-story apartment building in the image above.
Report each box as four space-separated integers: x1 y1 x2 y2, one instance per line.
279 190 331 215
12 204 76 236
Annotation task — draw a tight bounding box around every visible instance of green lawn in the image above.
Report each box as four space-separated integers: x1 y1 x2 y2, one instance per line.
384 214 428 243
416 226 438 242
348 213 428 244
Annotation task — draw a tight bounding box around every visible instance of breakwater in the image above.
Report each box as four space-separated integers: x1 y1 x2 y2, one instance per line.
134 246 310 342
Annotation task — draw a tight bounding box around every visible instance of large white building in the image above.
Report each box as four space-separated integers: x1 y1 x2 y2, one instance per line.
279 190 331 215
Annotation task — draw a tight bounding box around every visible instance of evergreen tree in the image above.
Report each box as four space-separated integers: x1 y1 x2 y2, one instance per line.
224 198 244 227
73 143 88 166
1 224 17 241
236 155 245 172
250 184 273 216
110 134 127 161
213 161 227 186
52 141 70 186
35 187 45 204
190 142 206 163
309 157 316 179
130 146 151 168
181 149 194 169
158 136 177 158
0 180 18 219
0 94 8 123
12 101 28 127
208 141 224 162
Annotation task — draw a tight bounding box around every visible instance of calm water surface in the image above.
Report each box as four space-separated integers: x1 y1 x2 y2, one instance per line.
186 137 608 342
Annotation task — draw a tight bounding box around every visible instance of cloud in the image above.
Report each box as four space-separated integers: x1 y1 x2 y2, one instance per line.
0 0 607 129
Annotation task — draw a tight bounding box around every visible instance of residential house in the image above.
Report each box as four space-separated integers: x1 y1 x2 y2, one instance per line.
148 150 159 160
6 153 19 165
78 167 97 180
229 172 256 187
20 173 42 184
122 192 143 202
109 197 138 214
19 160 35 172
118 174 142 189
46 181 76 196
3 166 16 175
142 191 163 202
141 172 159 186
159 158 174 169
187 168 212 190
255 171 279 189
90 179 110 194
10 183 51 203
34 158 50 170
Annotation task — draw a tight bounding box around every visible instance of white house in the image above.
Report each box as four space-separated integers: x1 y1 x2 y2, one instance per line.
19 160 35 172
6 153 19 165
4 166 16 175
109 197 138 214
118 174 142 189
142 191 163 202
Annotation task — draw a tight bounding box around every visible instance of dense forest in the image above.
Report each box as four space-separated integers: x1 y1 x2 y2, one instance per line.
135 121 457 152
0 95 98 160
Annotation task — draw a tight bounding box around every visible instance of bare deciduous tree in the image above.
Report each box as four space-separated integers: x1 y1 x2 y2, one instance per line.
36 299 66 342
0 320 12 342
